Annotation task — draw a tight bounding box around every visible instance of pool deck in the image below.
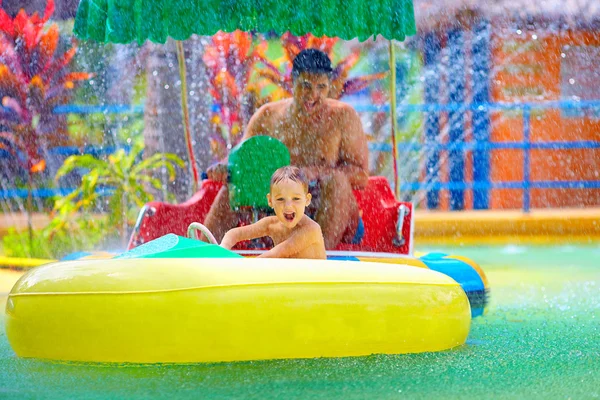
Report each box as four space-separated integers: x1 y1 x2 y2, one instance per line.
415 207 600 245
2 208 599 246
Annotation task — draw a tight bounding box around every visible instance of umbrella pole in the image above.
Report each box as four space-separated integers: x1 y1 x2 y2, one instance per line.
389 39 400 199
176 40 199 194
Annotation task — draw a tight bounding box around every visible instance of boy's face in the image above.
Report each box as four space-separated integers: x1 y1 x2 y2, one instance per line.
267 178 312 228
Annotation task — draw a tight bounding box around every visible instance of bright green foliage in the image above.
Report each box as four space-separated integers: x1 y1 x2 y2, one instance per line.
53 142 185 240
1 217 106 259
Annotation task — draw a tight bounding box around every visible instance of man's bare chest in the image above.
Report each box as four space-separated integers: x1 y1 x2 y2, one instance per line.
271 118 342 164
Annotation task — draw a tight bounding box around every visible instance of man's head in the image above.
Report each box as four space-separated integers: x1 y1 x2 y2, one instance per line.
267 166 312 228
291 49 333 115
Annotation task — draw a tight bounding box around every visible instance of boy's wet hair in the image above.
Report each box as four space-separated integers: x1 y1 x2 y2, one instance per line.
292 49 333 81
270 166 309 192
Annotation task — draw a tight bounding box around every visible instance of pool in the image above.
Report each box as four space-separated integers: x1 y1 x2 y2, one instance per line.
1 245 598 399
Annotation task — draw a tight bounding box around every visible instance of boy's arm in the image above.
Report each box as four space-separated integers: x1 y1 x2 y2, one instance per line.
258 225 319 258
221 218 272 250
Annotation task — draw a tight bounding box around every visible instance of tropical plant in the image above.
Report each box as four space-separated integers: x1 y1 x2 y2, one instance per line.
203 30 265 160
0 0 92 171
2 216 106 259
0 0 92 241
254 33 387 101
53 142 185 244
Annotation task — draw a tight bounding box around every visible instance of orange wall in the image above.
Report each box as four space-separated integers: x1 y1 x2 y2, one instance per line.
490 29 600 209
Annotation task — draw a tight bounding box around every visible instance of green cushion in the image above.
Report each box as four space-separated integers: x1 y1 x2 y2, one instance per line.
228 136 290 210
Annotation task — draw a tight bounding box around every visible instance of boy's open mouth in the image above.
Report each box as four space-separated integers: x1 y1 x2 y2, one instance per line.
284 212 296 222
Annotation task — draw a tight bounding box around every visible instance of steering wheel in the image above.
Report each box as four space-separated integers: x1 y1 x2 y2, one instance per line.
187 222 218 244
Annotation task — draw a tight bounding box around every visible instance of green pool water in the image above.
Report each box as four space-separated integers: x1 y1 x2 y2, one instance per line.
1 245 599 399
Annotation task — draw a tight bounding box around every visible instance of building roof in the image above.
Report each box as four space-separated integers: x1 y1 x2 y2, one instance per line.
415 0 600 31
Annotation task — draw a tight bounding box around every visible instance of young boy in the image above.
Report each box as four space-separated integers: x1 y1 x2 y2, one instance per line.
220 166 327 259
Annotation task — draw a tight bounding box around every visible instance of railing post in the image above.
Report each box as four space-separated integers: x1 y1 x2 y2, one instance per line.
448 28 466 210
471 19 491 210
422 33 441 209
523 105 531 212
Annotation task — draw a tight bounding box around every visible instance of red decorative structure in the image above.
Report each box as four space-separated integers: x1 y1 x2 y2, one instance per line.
128 176 413 255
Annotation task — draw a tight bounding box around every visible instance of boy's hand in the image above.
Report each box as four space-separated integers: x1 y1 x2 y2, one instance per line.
220 237 234 250
220 231 236 250
206 162 228 183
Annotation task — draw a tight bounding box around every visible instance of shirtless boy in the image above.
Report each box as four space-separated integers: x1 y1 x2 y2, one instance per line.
206 49 369 248
220 166 326 259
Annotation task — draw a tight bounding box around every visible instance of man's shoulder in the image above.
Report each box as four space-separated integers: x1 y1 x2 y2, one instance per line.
324 98 355 110
257 99 291 116
324 99 360 118
247 101 290 134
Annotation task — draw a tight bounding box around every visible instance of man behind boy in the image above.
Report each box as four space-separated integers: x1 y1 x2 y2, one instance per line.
206 49 369 248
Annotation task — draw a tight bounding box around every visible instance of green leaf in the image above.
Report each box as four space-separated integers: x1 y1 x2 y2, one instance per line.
54 154 104 181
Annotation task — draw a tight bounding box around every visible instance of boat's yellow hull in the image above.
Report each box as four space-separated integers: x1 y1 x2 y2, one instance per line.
6 258 471 363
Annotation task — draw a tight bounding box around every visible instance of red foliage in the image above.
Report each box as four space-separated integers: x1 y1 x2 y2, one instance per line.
203 31 262 160
0 0 92 173
255 33 387 100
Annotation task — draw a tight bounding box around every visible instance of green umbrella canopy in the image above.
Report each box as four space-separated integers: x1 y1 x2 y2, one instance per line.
74 0 416 44
73 0 416 199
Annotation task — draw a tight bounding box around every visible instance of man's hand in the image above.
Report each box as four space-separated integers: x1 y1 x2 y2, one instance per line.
206 162 228 183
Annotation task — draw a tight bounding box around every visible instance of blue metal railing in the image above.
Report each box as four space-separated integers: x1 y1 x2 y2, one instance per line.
0 187 115 200
2 100 600 211
52 104 144 115
362 99 600 212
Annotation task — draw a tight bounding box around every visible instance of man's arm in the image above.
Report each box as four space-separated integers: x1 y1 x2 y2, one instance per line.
257 224 319 258
241 104 271 140
221 217 272 249
336 106 369 188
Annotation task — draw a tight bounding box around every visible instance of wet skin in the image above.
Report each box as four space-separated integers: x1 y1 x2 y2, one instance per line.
220 178 326 259
206 72 369 248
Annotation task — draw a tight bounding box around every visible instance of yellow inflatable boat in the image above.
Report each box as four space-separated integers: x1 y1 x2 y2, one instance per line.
6 243 471 363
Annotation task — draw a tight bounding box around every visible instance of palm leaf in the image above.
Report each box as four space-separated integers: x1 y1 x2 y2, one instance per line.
54 154 105 181
137 175 165 191
80 169 100 198
122 144 143 172
132 154 184 181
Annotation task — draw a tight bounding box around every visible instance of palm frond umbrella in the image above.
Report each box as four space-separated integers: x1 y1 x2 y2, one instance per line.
73 0 416 196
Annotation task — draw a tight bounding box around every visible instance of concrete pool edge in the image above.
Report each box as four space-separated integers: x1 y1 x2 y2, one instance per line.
415 207 600 245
